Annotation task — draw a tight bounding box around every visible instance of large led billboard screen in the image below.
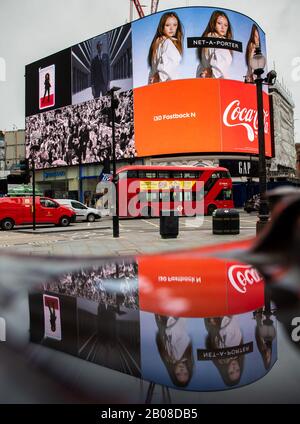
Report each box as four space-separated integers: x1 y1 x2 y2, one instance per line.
25 7 271 169
132 6 267 87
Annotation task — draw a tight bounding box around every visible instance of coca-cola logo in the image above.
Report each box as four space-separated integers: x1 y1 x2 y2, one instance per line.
223 100 269 142
228 264 264 294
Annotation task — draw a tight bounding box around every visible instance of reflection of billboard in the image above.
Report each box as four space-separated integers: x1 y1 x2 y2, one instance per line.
43 294 61 340
138 255 265 317
132 6 267 87
140 309 277 391
72 23 133 105
134 79 272 157
28 243 278 392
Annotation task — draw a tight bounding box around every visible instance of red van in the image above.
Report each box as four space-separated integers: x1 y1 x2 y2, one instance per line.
0 196 76 230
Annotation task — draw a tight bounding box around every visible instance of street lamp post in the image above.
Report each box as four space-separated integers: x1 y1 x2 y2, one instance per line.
109 86 121 238
249 47 277 234
32 154 36 231
30 145 39 231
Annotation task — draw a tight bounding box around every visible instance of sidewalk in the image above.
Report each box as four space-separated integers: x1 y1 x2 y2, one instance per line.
5 212 257 257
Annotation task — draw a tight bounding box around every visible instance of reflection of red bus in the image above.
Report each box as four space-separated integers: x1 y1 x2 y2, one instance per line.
117 165 234 217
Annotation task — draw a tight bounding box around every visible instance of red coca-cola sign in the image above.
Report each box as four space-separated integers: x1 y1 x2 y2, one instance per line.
220 80 272 157
227 262 265 315
223 99 269 142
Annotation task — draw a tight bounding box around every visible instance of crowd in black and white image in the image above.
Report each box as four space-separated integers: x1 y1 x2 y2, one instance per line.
44 261 139 309
26 90 136 169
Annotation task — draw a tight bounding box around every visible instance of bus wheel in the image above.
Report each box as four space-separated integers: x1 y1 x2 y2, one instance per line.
59 216 71 227
1 218 15 231
207 204 217 216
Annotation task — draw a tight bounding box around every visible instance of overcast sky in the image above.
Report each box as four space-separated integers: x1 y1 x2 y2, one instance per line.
0 0 299 141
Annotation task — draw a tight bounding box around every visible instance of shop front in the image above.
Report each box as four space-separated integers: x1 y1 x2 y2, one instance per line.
35 167 79 200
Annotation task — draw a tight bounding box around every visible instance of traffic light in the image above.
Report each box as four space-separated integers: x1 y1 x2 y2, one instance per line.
19 159 31 184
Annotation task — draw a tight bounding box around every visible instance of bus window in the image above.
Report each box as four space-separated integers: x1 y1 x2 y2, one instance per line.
192 191 204 201
127 170 138 178
204 176 218 193
183 171 199 178
160 192 171 202
172 171 183 178
139 192 147 202
146 192 159 202
139 171 157 178
158 171 171 178
171 191 182 202
139 191 159 202
184 191 192 201
220 171 231 178
215 189 233 201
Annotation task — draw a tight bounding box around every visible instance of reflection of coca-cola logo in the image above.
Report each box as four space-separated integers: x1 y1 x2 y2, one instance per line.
223 100 269 142
228 265 264 294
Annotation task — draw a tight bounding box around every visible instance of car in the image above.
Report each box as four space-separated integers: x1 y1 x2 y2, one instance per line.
0 196 76 230
55 199 101 222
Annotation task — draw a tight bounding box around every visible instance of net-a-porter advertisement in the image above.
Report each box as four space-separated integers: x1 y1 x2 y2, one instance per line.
28 250 277 392
25 6 271 170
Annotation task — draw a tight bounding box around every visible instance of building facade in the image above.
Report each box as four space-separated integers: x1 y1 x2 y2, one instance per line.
269 80 296 176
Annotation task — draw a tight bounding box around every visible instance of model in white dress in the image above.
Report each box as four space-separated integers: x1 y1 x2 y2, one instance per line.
148 37 182 83
196 32 233 79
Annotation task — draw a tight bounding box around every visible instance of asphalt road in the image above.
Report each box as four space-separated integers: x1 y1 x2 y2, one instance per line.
0 211 258 256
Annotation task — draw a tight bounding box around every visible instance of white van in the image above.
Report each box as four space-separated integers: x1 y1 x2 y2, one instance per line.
55 199 101 222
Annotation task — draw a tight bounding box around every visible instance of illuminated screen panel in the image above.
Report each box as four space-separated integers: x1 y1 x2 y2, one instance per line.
25 48 72 117
71 23 133 105
132 6 267 87
134 79 272 157
25 6 270 168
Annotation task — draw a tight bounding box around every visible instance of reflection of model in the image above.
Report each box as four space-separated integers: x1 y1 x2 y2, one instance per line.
43 73 51 102
196 11 233 79
148 12 183 84
205 316 244 386
48 302 57 332
254 309 276 370
155 315 194 387
91 41 110 98
245 24 261 83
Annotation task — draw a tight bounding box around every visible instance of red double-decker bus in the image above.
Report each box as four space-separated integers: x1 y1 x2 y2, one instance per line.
117 165 234 217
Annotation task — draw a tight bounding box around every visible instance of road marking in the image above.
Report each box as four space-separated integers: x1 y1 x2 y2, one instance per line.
142 219 159 228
